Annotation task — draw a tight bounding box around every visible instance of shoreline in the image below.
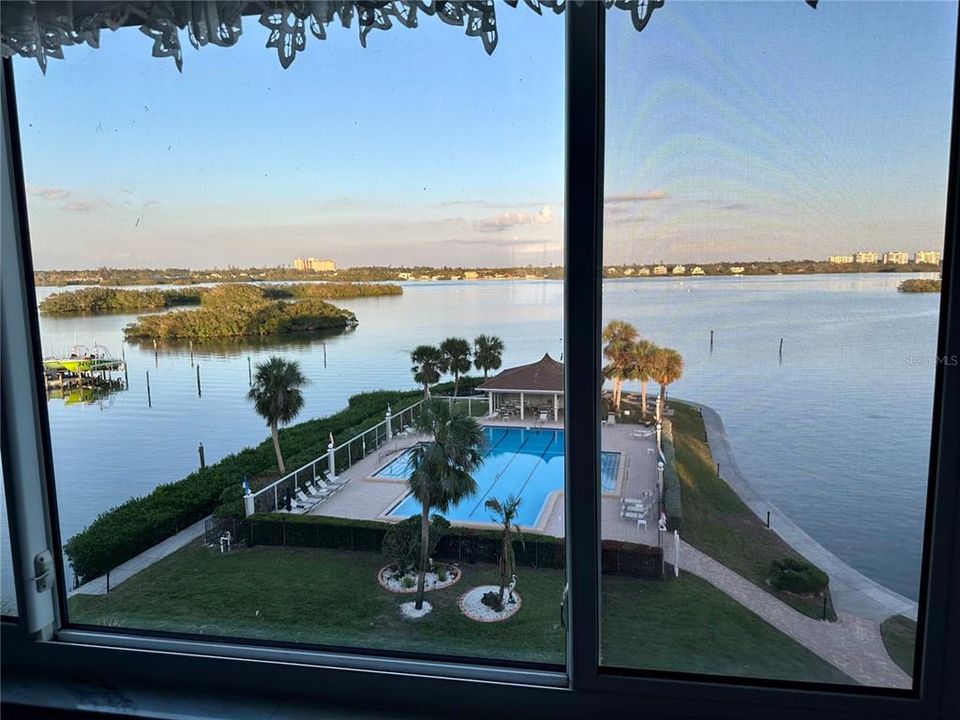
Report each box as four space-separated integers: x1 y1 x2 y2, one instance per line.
32 267 943 289
678 398 918 623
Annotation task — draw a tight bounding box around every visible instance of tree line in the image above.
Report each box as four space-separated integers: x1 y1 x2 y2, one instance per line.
410 335 505 397
39 282 402 315
39 287 204 314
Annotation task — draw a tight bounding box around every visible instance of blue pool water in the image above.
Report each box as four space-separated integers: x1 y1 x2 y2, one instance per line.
382 427 621 527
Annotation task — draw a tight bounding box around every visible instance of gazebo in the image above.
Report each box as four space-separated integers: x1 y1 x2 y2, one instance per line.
478 353 564 422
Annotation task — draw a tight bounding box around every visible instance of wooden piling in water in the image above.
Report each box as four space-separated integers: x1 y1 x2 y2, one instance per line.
709 329 714 351
146 371 152 407
196 364 202 397
198 442 206 469
247 356 252 385
779 338 784 355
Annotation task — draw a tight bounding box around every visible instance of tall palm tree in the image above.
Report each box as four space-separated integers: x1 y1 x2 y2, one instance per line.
650 347 684 421
602 320 639 411
410 345 444 398
439 337 472 396
626 339 657 419
247 356 308 473
408 400 484 610
485 495 524 605
473 334 505 379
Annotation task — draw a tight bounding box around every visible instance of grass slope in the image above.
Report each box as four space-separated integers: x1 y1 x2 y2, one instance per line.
669 402 836 620
880 615 917 676
70 543 850 683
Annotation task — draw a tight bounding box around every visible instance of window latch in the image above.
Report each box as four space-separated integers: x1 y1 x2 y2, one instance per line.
33 549 53 593
560 583 569 630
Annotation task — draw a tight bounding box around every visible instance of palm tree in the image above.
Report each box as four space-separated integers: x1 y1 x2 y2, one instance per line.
439 337 472 396
408 400 484 610
626 339 657 419
650 347 684 421
247 356 308 473
473 334 505 379
410 345 444 398
485 495 524 605
602 320 639 411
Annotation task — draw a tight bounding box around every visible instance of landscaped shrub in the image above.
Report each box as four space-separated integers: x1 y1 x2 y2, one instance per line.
768 558 829 595
381 514 450 574
481 590 505 612
660 419 683 532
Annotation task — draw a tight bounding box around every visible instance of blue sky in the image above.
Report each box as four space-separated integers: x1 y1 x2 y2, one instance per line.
13 1 957 269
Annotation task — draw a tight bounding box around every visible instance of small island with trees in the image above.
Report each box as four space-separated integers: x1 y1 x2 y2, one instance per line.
898 278 942 293
122 284 360 340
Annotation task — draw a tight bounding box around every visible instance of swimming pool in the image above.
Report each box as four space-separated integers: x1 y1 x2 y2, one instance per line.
380 426 621 527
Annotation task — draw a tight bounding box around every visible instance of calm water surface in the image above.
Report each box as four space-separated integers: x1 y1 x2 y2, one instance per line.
0 274 939 605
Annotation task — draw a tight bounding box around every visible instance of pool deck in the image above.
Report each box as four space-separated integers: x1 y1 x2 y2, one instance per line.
310 418 661 547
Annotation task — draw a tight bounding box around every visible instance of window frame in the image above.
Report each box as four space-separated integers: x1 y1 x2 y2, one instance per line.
3 4 960 718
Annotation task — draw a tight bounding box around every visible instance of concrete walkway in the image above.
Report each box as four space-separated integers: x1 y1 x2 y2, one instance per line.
668 537 912 688
69 516 210 597
687 400 918 624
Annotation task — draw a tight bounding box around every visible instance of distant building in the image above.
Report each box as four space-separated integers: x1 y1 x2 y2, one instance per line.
828 255 855 264
691 266 705 275
915 250 941 265
729 266 745 274
638 267 650 276
398 272 413 280
672 265 686 275
293 257 336 272
854 251 878 264
623 267 635 275
464 271 479 279
882 251 909 265
653 264 668 276
607 267 619 275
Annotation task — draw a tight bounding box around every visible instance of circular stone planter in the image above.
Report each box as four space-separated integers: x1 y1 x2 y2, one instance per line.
459 585 523 623
378 563 461 594
399 601 433 619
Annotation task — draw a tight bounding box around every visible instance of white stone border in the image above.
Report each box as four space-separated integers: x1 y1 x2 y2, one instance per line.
377 563 462 594
458 584 523 623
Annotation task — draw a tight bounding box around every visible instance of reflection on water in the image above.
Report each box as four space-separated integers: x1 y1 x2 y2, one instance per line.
46 383 127 408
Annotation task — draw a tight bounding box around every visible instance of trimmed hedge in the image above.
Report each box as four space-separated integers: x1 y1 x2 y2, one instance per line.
247 514 663 580
66 378 484 583
660 419 683 532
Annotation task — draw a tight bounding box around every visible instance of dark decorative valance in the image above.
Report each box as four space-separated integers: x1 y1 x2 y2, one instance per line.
1 1 814 73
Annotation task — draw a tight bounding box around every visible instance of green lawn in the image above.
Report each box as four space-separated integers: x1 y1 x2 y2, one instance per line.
70 542 849 683
662 402 836 621
880 615 917 676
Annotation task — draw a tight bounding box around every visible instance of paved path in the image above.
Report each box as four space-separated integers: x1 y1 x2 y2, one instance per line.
69 517 210 597
686 400 918 624
668 536 912 688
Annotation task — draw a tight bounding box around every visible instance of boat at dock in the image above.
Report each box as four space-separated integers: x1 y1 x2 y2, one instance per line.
42 344 124 374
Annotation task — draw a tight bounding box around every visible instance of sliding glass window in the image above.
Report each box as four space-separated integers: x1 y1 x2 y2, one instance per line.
11 7 567 666
599 0 956 690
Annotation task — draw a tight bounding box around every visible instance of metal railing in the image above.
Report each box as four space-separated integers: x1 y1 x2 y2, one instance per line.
249 399 423 514
247 395 490 515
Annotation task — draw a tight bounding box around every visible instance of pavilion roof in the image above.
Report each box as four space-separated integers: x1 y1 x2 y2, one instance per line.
477 353 564 393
